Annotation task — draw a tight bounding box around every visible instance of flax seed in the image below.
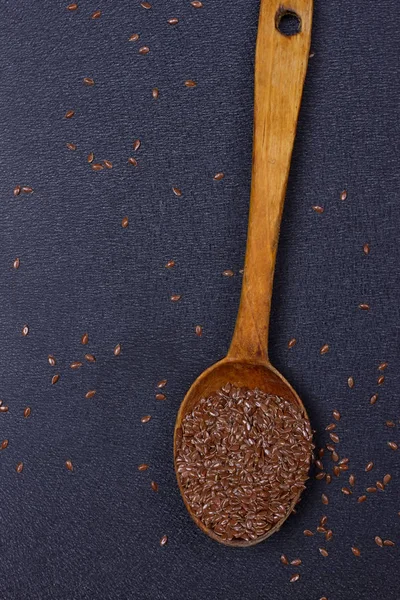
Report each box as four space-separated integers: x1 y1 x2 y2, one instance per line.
103 160 113 169
139 46 150 55
141 2 152 8
321 494 329 505
85 390 96 399
22 325 29 336
304 529 313 536
383 540 395 546
222 270 234 277
167 18 179 25
1 440 8 450
13 258 20 269
365 462 374 472
85 354 96 363
312 206 324 213
185 80 197 88
152 88 159 99
370 394 378 405
65 460 73 471
70 361 83 369
357 495 367 503
65 110 75 118
320 344 329 355
128 157 138 166
22 186 33 194
24 407 31 418
129 33 140 42
67 3 78 10
378 362 388 371
156 393 166 401
160 535 168 546
121 217 129 228
170 295 181 302
133 139 141 151
138 464 148 471
16 462 24 473
157 379 167 388
83 77 95 86
388 442 398 450
366 487 377 493
383 474 391 485
114 343 121 356
141 415 151 423
348 377 354 388
290 574 300 583
375 536 383 547
340 190 347 201
363 243 370 254
213 172 225 180
333 410 341 421
288 338 297 348
91 10 101 19
52 374 60 385
13 185 21 196
280 554 289 565
359 303 370 310
319 548 328 557
87 153 94 164
191 1 203 6
351 546 361 556
377 376 385 385
151 481 158 492
66 143 76 150
172 187 182 197
195 325 203 336
291 559 301 566
165 260 175 268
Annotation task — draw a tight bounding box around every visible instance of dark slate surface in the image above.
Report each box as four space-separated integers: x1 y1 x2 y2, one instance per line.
0 1 399 599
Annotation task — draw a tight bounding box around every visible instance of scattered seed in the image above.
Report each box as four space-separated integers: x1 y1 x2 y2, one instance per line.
321 494 329 505
141 415 151 423
65 460 73 471
213 172 225 181
386 421 395 427
288 338 297 348
222 269 234 277
167 18 179 25
312 206 324 213
363 243 370 255
0 406 9 413
171 295 181 302
133 139 141 151
1 440 9 450
342 487 352 495
333 410 341 421
325 423 336 431
195 325 203 337
92 163 104 172
340 190 347 201
121 217 129 228
332 452 339 463
370 394 378 405
290 574 300 583
83 77 95 86
377 375 385 385
319 548 328 557
378 362 388 371
114 343 121 356
65 110 75 119
66 143 77 150
291 559 302 566
359 303 370 310
85 353 96 363
375 536 383 547
383 540 395 547
333 466 340 476
138 464 149 471
51 374 60 385
128 157 138 166
191 1 203 6
330 433 339 443
366 487 377 493
129 33 140 42
22 325 29 337
165 260 175 268
376 481 385 491
22 186 33 194
185 80 197 88
70 361 83 370
383 474 392 485
139 46 150 55
304 529 314 536
320 344 329 355
357 495 367 503
348 377 354 388
156 393 166 401
13 185 21 196
160 535 168 546
157 379 167 388
388 442 398 451
85 390 96 399
91 10 101 19
325 530 333 541
67 3 78 10
141 1 152 8
23 407 31 418
351 546 361 556
16 462 24 473
87 152 94 164
103 160 113 169
339 457 349 465
280 554 289 565
172 187 182 197
365 462 374 472
13 258 20 269
151 481 158 492
152 87 159 99
315 472 326 480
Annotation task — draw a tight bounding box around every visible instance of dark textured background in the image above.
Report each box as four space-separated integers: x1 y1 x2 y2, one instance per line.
0 1 399 599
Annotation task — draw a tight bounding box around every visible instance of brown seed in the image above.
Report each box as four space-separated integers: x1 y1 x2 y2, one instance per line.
85 390 96 399
288 338 297 348
85 353 96 363
348 377 354 388
326 474 332 483
359 303 370 310
340 190 348 201
388 441 398 451
315 472 326 480
332 451 339 463
171 294 181 302
383 540 395 547
139 46 150 55
312 206 324 213
319 548 329 557
91 10 101 19
363 243 370 255
339 457 349 465
22 186 33 194
114 343 121 356
83 77 95 86
386 421 395 427
22 325 29 336
141 415 151 423
320 344 329 355
152 88 159 99
65 460 73 471
325 530 333 541
87 152 94 164
365 461 374 472
91 163 104 171
304 529 314 536
129 33 140 42
128 157 138 166
333 465 340 477
160 535 168 546
23 407 31 418
121 217 129 228
376 481 385 491
80 332 89 345
13 185 21 196
16 462 24 473
195 325 203 337
342 487 352 495
156 393 166 401
141 1 152 8
357 495 367 503
138 464 149 471
13 258 20 269
185 80 197 88
213 172 225 181
377 375 385 385
157 379 167 388
165 260 175 269
325 423 336 431
290 574 300 583
366 487 377 493
70 361 83 370
329 433 339 443
280 554 289 565
326 444 335 452
290 559 302 566
167 18 179 25
222 269 234 277
383 474 392 485
151 481 158 492
333 410 341 421
370 394 378 405
378 362 388 371
172 187 182 197
0 406 9 413
375 536 383 547
103 160 113 169
51 374 60 385
66 143 77 150
67 3 78 10
321 494 329 505
133 139 141 151
351 546 361 556
191 1 203 6
65 110 75 119
320 597 328 600
1 440 9 450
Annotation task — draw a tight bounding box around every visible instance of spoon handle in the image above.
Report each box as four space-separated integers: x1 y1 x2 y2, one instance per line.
228 0 313 362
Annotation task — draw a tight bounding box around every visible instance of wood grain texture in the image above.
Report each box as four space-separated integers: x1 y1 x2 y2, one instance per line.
228 0 313 362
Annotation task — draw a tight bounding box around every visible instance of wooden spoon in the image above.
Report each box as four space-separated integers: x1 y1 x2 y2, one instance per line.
174 0 313 547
